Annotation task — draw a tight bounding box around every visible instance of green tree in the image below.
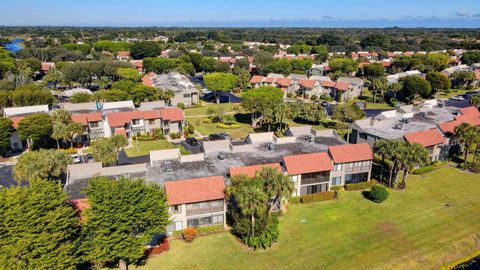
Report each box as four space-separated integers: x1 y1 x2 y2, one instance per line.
455 123 477 163
241 86 284 127
252 51 273 70
461 51 480 65
111 134 128 165
363 63 385 80
80 177 169 270
262 59 292 75
256 166 294 215
158 89 175 106
91 139 117 166
0 117 14 155
0 179 79 270
69 92 93 103
13 149 72 183
470 94 480 108
10 84 55 107
117 67 142 81
203 72 238 104
369 78 388 103
65 122 84 148
328 58 358 74
426 72 451 94
451 70 475 88
424 53 449 71
17 113 53 149
374 140 404 187
398 143 429 189
128 84 158 106
130 41 161 60
399 76 432 103
94 89 129 102
42 69 63 88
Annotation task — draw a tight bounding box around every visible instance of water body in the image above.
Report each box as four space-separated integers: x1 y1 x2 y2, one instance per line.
3 38 24 53
453 255 480 270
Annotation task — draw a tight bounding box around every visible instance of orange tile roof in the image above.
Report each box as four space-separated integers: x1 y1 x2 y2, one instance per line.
438 120 461 135
71 112 102 126
159 107 184 121
70 199 89 222
404 129 445 147
117 51 130 57
107 110 144 127
459 106 480 117
250 75 265 84
328 143 373 163
298 79 317 89
275 78 292 87
114 128 127 136
10 116 25 129
164 176 226 205
335 81 350 91
264 77 275 83
142 72 156 87
229 163 282 178
321 81 336 88
283 152 333 175
130 59 143 68
475 69 480 80
142 110 162 120
41 62 54 72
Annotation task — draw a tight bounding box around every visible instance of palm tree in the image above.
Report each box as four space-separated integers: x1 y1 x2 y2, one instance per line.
52 123 67 149
159 89 175 106
472 126 480 163
374 140 403 187
256 166 294 215
398 143 429 189
470 94 480 108
228 175 267 237
455 123 476 163
66 122 85 148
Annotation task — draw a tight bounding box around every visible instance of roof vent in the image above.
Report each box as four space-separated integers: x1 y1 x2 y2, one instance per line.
393 123 403 130
217 152 225 160
264 142 275 151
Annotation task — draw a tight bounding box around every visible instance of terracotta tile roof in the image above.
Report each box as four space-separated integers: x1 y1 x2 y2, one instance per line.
371 52 379 57
404 129 445 147
475 69 480 80
130 59 143 68
321 81 337 88
328 143 373 163
335 81 350 91
275 78 292 87
250 75 265 84
117 51 130 57
114 128 127 136
283 152 333 175
164 176 226 205
438 120 460 135
107 110 144 127
298 79 317 89
229 163 282 178
382 61 392 67
359 52 371 57
459 106 480 117
142 72 156 87
142 110 162 120
41 62 55 72
351 53 359 59
264 77 275 83
160 107 184 122
10 116 25 129
71 112 102 126
358 62 370 68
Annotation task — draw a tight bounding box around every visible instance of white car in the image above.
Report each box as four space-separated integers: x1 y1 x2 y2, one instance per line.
451 96 464 101
71 154 81 163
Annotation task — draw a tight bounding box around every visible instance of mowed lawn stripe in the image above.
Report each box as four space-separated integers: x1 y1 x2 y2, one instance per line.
134 167 480 270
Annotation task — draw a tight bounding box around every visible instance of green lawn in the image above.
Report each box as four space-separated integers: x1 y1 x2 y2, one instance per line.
184 103 240 117
135 167 480 270
436 89 477 99
124 140 189 157
187 116 254 139
364 102 394 109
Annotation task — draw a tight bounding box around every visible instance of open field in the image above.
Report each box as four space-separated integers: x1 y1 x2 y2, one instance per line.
184 103 240 117
124 140 189 157
187 115 254 139
134 167 480 270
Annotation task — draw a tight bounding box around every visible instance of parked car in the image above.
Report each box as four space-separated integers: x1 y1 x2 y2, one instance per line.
320 101 329 106
209 134 224 141
85 153 94 163
71 154 81 164
451 96 464 101
185 137 199 146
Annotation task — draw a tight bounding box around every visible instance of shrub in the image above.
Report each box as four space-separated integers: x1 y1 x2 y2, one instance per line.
286 93 293 98
310 95 318 101
177 102 185 109
187 123 195 134
169 132 181 140
465 161 480 173
182 227 198 242
202 118 212 124
304 94 310 99
132 134 155 141
370 185 389 203
288 196 301 204
153 128 165 140
61 148 78 154
300 191 335 203
432 160 447 168
344 181 375 191
216 123 240 129
414 165 434 175
330 185 344 191
319 94 334 101
196 224 224 235
243 216 279 250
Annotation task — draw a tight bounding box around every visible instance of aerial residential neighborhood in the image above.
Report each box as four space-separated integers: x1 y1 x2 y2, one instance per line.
0 1 479 270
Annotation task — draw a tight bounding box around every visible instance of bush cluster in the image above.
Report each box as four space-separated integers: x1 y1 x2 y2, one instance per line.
132 134 155 141
370 185 389 203
182 227 198 242
60 148 78 154
330 185 344 191
202 118 212 124
300 191 336 203
196 224 224 235
177 102 185 109
243 216 279 250
344 181 375 191
288 196 301 204
169 132 181 140
414 165 434 175
216 123 240 129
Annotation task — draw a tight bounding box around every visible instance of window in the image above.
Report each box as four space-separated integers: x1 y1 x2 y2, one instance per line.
183 94 191 98
334 164 342 171
332 177 341 186
167 221 183 232
345 172 369 184
359 132 367 140
89 121 99 128
149 119 155 125
212 214 224 224
132 119 140 125
169 205 181 214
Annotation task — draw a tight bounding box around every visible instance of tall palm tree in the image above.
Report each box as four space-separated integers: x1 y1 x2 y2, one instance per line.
472 126 480 163
374 140 403 187
398 143 429 189
256 166 294 215
455 123 475 163
159 89 175 106
228 175 267 237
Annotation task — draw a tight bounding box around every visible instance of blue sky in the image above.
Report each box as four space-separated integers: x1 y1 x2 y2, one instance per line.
1 0 480 27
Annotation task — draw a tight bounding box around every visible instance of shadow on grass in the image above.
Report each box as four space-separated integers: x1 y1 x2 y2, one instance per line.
234 113 251 125
362 190 374 201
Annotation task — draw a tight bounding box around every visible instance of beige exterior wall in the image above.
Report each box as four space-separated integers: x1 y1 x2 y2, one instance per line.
144 118 161 134
168 200 227 233
290 171 332 197
330 160 372 186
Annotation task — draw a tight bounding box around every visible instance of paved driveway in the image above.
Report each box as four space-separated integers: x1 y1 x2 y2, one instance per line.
0 163 16 188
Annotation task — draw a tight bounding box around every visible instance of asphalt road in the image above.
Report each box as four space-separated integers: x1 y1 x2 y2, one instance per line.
0 163 16 188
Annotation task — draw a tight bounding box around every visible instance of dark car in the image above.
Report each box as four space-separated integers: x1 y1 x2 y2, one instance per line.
209 134 224 141
185 137 199 146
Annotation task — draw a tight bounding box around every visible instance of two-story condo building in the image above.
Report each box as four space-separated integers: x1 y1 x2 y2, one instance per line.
328 143 373 186
165 176 226 233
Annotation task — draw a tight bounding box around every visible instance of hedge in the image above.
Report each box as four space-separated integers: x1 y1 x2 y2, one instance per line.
288 196 301 204
300 191 335 203
370 185 389 203
330 185 344 191
216 123 240 129
196 224 225 235
344 181 375 191
413 165 434 175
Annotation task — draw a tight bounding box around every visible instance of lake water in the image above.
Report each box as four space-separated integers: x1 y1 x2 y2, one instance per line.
4 38 24 53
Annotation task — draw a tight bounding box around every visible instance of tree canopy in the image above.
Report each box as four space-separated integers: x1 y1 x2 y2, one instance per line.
130 41 161 60
399 76 432 103
13 149 72 183
17 113 53 149
0 117 14 155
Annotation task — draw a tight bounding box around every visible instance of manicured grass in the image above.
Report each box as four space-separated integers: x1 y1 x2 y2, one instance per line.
124 140 189 157
135 167 480 270
364 102 394 109
184 102 240 117
436 89 477 99
187 116 253 139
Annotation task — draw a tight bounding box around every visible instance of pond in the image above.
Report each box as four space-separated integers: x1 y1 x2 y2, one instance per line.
453 255 480 270
4 38 24 53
